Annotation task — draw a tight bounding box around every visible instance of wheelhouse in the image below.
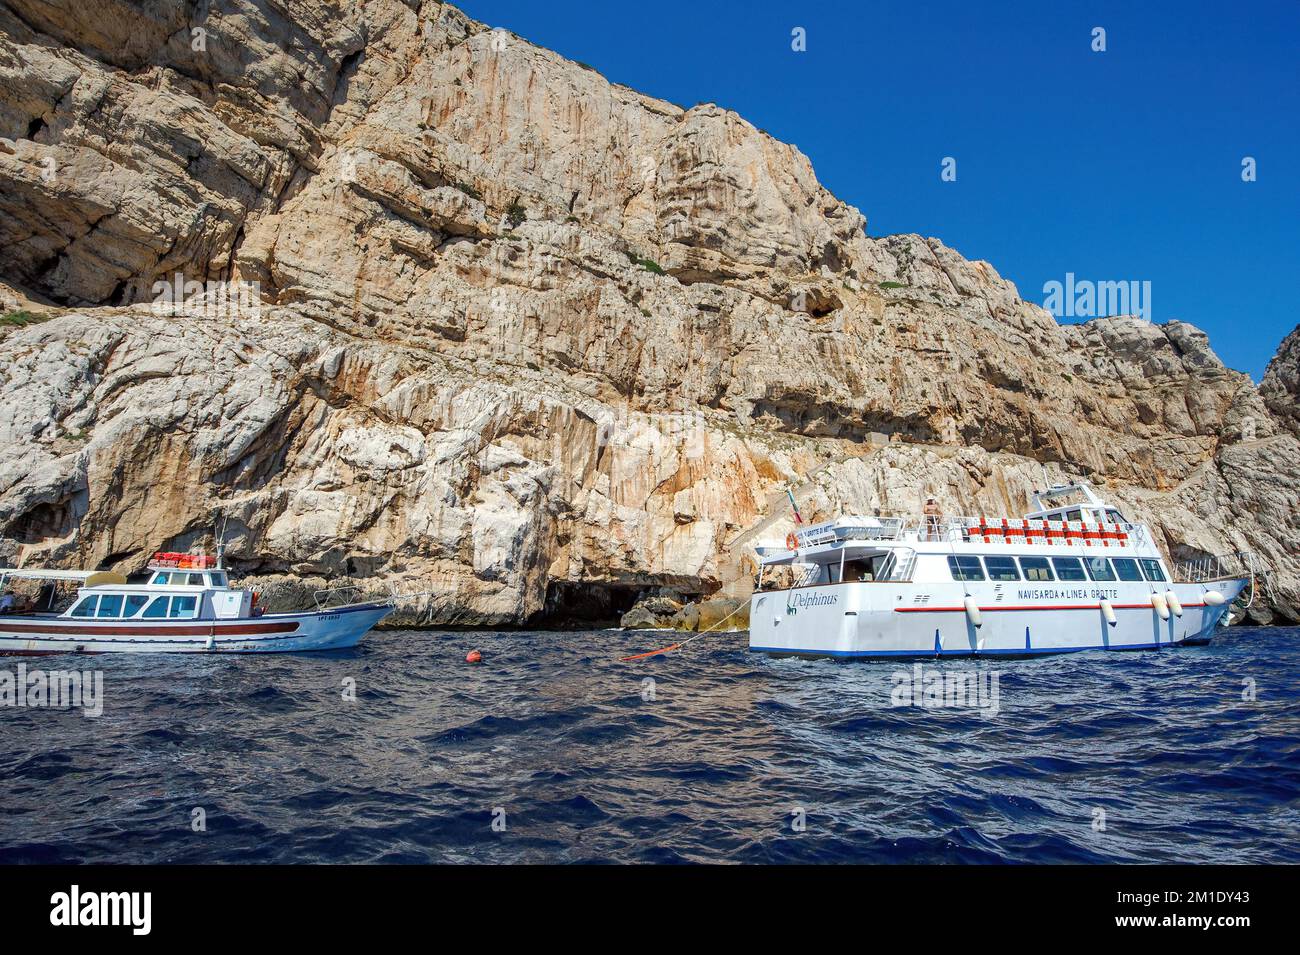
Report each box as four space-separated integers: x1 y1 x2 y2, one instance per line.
146 569 229 588
1026 481 1128 525
68 591 201 620
58 552 251 622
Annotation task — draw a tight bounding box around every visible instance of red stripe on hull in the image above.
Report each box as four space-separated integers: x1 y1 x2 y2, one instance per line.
896 603 1207 613
0 621 299 636
0 649 104 656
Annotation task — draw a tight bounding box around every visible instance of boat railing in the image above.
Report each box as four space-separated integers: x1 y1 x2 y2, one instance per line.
312 585 366 610
795 514 1153 547
1173 550 1256 584
886 549 918 582
792 565 821 588
759 545 919 589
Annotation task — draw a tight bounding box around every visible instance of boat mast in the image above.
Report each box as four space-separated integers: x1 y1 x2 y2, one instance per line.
214 511 228 570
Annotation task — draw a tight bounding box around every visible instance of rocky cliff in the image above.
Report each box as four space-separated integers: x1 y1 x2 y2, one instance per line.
1 0 1296 623
1261 325 1300 438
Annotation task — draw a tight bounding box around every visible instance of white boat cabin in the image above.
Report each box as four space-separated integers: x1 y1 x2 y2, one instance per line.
756 482 1172 591
50 553 253 622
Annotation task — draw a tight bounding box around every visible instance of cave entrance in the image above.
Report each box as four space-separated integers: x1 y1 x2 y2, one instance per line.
534 581 645 629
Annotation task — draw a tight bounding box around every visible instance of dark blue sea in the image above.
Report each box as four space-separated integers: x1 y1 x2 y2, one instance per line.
2 626 1297 864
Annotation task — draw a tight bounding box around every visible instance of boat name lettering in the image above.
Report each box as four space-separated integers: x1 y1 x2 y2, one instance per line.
793 592 838 609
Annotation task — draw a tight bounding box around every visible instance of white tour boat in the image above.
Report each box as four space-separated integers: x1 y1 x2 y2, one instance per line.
0 552 392 655
749 482 1252 658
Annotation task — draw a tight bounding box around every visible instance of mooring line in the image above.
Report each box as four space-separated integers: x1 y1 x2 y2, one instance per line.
618 600 749 662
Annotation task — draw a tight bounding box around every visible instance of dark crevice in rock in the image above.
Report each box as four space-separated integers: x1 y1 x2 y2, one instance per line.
751 396 938 445
329 48 365 112
530 580 644 628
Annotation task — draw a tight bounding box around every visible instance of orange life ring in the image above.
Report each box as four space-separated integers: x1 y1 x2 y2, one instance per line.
785 532 799 551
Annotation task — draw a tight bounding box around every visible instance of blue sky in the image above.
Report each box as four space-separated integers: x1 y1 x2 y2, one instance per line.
458 0 1299 379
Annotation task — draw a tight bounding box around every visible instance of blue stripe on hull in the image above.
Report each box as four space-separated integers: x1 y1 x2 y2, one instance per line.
750 640 1178 659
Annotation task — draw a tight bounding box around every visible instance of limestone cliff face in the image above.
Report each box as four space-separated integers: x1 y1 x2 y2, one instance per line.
0 1 1296 623
1261 325 1300 437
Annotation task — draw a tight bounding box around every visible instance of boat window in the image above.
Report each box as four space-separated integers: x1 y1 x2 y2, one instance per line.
96 593 124 618
69 595 98 618
124 594 150 617
1018 556 1054 581
150 572 169 585
1052 557 1088 581
947 555 985 581
1105 508 1127 524
1084 557 1117 581
142 596 170 619
169 572 189 585
841 559 876 582
1065 509 1083 522
1139 559 1168 583
188 573 206 586
208 572 228 587
1111 558 1144 581
169 595 199 619
983 556 1020 581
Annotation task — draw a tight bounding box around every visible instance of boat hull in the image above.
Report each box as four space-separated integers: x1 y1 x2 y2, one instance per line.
748 580 1247 658
0 602 392 655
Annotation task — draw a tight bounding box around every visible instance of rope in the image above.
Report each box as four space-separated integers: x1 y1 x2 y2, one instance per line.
618 599 750 662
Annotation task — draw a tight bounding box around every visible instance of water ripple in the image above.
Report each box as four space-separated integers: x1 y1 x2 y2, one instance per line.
0 626 1297 863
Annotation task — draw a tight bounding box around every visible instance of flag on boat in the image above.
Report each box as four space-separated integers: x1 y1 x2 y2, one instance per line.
786 487 803 525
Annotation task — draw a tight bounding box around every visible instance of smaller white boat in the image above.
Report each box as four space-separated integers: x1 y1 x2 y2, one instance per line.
0 552 392 655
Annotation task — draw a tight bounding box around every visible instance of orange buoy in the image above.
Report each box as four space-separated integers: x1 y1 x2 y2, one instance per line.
465 649 482 664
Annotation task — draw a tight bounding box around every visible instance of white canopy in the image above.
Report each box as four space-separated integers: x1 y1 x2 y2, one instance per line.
0 567 98 582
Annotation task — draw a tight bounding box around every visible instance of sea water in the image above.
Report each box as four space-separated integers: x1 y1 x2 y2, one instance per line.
1 626 1296 863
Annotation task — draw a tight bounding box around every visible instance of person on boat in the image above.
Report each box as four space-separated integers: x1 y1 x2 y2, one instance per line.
0 590 15 614
923 496 942 541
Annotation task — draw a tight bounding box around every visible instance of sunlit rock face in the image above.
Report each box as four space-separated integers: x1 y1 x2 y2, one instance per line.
0 1 1295 623
1261 325 1300 436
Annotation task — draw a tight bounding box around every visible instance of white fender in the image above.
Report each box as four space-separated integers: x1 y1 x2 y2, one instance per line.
1165 589 1183 617
963 595 983 629
1150 592 1170 620
1203 589 1226 606
1099 599 1117 627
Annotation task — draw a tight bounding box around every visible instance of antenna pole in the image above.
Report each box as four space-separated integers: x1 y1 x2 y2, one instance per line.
214 511 228 569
